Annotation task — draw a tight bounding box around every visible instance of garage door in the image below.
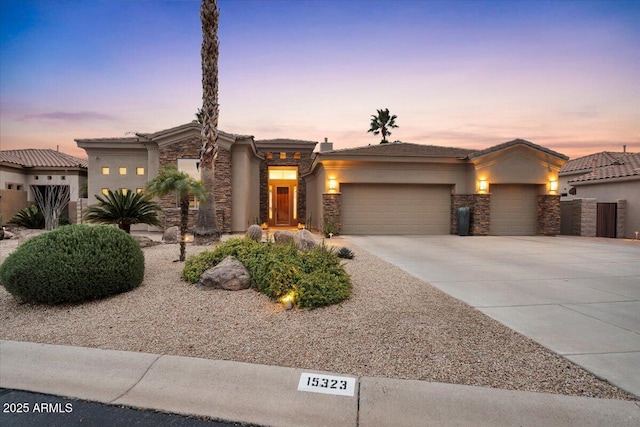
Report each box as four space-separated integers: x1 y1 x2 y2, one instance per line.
341 184 451 235
490 184 538 235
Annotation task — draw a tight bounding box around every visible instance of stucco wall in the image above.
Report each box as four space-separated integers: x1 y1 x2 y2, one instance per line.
472 147 563 194
85 148 149 203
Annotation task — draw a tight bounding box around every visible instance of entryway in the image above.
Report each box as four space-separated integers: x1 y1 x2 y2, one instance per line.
268 167 298 227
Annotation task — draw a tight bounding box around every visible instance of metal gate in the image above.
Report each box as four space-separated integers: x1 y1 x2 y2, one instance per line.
596 203 617 238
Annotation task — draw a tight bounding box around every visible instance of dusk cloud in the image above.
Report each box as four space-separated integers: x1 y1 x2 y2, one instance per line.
20 111 118 122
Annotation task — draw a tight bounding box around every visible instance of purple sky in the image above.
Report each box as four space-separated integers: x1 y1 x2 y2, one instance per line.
1 0 638 159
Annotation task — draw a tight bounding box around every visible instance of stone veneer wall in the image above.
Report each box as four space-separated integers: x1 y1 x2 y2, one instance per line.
158 137 232 232
259 153 314 225
214 148 232 232
616 199 626 239
322 193 341 234
575 198 597 237
450 194 490 235
537 195 561 235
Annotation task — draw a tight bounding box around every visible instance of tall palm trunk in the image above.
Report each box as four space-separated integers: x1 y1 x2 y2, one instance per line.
194 0 222 244
179 196 190 261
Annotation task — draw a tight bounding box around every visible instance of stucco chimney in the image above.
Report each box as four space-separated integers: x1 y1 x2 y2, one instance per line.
319 137 333 152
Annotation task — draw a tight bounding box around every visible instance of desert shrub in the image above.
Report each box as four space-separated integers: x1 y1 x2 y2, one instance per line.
336 247 355 259
183 237 263 283
9 205 45 229
183 238 351 308
296 244 351 308
0 225 145 304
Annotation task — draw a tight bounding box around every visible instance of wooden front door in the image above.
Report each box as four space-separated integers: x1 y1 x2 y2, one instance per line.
276 186 291 225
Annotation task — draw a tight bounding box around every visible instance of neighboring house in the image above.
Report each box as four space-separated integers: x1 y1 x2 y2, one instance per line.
0 149 88 225
559 151 640 239
77 122 568 236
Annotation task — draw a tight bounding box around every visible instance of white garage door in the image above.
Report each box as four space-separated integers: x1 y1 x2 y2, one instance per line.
490 184 538 235
341 184 451 235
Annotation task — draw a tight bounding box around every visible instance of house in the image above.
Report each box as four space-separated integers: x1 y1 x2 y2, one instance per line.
0 149 88 225
76 122 567 236
559 151 640 239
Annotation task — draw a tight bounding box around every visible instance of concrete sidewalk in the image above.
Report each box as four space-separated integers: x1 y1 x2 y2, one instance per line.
2 340 639 426
346 235 640 397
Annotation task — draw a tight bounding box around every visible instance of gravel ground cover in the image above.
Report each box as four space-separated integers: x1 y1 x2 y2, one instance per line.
0 236 635 400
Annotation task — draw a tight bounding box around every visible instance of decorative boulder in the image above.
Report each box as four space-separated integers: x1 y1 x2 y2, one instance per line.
198 256 251 291
163 226 180 243
132 235 161 248
296 229 318 251
273 230 295 244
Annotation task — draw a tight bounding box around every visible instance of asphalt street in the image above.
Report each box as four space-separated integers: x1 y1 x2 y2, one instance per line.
0 388 258 427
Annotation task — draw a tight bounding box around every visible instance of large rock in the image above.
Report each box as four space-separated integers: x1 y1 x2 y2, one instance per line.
132 235 161 248
296 229 318 251
198 256 251 291
273 230 295 244
163 226 180 243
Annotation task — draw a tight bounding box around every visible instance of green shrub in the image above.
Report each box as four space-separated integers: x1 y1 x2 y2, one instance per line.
9 205 45 229
183 237 264 283
0 225 145 304
183 238 351 308
336 247 355 259
182 238 351 308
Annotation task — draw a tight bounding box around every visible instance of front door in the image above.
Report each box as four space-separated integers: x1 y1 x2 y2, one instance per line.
276 186 291 225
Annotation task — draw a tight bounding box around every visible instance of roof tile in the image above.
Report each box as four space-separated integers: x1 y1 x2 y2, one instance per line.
0 149 88 168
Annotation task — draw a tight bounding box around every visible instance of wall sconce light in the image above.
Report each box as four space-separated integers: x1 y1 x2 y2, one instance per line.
550 179 558 193
478 179 488 193
328 178 337 192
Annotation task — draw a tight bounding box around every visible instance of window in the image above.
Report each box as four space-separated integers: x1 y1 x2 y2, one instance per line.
101 167 110 175
120 188 129 195
266 153 273 160
294 152 301 160
17 185 22 191
119 167 127 175
101 188 110 196
268 168 297 180
61 176 66 180
136 188 144 194
136 167 145 175
47 176 52 180
177 159 200 180
7 184 13 190
280 152 287 159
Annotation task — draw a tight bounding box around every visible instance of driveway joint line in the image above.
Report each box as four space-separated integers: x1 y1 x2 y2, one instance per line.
560 304 640 334
564 350 640 356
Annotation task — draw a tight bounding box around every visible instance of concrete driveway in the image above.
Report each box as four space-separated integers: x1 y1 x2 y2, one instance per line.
346 235 640 397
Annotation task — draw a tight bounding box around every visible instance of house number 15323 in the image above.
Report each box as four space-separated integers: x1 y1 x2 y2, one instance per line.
297 373 356 396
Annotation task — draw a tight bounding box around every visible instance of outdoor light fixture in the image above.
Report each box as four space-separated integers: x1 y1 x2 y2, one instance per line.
550 179 558 193
329 178 337 192
281 292 295 310
478 179 488 193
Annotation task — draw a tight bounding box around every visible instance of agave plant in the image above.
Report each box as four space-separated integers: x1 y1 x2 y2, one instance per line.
9 205 45 229
84 190 160 233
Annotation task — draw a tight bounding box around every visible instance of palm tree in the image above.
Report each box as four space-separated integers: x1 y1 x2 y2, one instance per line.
367 108 398 144
194 0 222 244
146 167 205 261
84 190 160 233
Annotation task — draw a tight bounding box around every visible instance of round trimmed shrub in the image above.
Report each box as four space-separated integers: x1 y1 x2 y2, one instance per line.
0 225 145 304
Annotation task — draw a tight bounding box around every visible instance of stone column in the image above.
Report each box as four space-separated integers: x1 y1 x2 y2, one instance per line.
322 193 341 235
616 199 626 239
537 195 561 235
580 198 597 237
450 194 490 235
